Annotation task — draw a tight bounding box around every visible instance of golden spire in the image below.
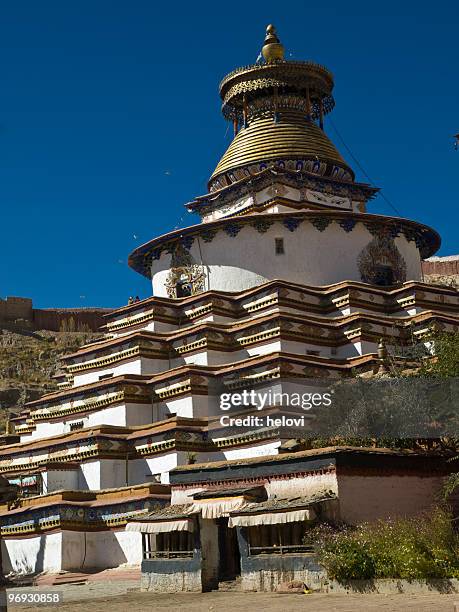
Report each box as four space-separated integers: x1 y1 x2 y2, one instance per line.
261 24 285 63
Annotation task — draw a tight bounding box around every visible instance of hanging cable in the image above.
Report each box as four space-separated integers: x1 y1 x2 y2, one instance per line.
329 118 403 217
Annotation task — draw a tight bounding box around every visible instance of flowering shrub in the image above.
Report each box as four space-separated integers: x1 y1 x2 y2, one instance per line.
311 507 459 581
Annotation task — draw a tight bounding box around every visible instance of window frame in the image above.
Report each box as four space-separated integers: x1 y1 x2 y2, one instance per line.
275 237 285 255
142 530 195 560
246 522 314 556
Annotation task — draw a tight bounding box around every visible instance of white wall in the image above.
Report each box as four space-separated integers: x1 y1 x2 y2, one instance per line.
24 403 155 443
222 440 281 460
77 403 154 429
43 470 79 493
62 530 142 570
161 394 217 419
100 459 129 489
79 461 101 490
73 358 143 387
139 451 217 485
170 469 338 506
73 356 166 388
108 315 176 337
78 459 130 490
2 530 143 574
88 530 142 567
26 420 60 441
130 449 226 486
267 472 338 499
144 453 181 484
152 222 422 297
2 532 63 574
124 403 155 427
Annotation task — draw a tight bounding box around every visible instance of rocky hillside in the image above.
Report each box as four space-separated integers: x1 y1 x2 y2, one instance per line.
424 274 459 290
0 329 100 429
422 256 459 290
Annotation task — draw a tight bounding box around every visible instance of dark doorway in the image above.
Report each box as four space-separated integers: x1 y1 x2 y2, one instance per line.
217 517 241 581
176 280 192 298
374 264 394 286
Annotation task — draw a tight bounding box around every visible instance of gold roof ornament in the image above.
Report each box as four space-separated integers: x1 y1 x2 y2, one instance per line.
208 25 354 189
262 24 285 63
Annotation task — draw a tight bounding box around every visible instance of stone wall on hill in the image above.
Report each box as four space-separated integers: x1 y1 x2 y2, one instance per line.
422 255 459 289
0 296 112 332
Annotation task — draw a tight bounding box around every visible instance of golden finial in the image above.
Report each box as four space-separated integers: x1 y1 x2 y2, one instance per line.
262 24 285 63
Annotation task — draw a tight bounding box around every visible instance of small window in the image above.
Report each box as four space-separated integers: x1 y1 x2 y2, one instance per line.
374 265 394 287
143 531 194 559
247 522 314 556
306 350 320 356
99 373 114 381
176 280 192 298
69 421 84 431
275 238 285 255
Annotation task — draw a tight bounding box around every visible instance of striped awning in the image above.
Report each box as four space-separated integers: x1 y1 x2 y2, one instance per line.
228 507 315 527
188 496 250 519
126 518 194 533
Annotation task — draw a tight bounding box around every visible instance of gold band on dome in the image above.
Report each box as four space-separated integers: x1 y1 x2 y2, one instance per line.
210 111 351 180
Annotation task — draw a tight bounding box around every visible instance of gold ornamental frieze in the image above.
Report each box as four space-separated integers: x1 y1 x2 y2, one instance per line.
106 308 156 331
30 391 126 421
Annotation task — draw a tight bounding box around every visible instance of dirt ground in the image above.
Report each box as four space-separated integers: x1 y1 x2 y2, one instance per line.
12 590 459 612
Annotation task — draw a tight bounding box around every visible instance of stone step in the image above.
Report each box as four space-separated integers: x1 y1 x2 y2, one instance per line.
218 576 242 592
37 573 89 586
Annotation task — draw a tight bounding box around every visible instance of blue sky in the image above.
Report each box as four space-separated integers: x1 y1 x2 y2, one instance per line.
1 1 458 308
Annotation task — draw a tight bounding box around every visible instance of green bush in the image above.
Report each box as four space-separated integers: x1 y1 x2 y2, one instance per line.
312 507 459 581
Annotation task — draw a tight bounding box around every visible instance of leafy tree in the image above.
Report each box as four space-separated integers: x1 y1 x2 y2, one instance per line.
420 331 459 378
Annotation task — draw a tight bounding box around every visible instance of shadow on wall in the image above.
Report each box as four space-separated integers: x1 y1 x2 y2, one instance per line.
63 531 129 571
128 458 152 486
1 540 14 574
2 530 131 575
1 532 47 575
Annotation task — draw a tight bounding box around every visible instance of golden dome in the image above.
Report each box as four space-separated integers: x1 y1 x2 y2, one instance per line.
210 110 352 181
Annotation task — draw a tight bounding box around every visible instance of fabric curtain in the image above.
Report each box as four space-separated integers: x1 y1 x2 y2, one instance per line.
188 497 250 519
228 507 315 527
126 519 194 533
